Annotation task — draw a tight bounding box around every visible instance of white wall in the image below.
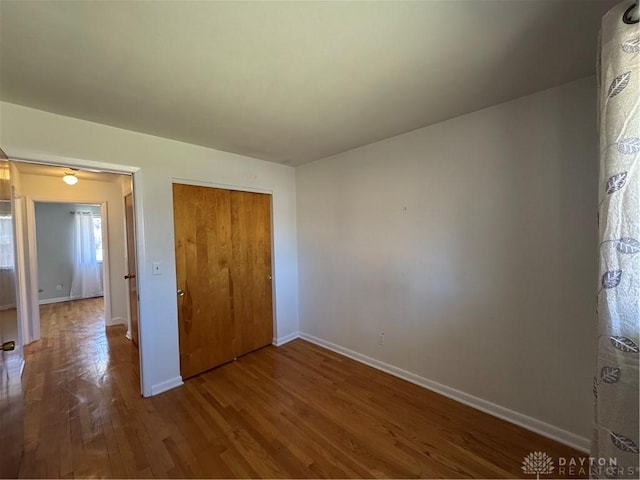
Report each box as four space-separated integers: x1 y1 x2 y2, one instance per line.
0 102 299 397
34 202 103 302
296 77 598 446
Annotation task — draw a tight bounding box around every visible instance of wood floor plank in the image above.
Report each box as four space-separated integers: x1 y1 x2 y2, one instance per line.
17 297 588 478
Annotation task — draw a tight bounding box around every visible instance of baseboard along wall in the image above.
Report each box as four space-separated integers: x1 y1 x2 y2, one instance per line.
275 331 590 453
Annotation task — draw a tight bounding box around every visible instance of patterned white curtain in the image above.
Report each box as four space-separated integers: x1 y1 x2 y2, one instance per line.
593 2 639 479
69 212 103 299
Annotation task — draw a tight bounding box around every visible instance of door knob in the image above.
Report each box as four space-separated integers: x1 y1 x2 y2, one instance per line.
177 289 185 297
1 340 16 351
124 274 136 280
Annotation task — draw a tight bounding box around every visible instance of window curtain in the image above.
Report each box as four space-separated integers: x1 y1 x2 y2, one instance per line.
592 2 639 479
0 204 16 309
0 215 15 269
69 212 103 299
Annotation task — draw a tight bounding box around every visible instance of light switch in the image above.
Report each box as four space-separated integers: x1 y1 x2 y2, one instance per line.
152 262 162 275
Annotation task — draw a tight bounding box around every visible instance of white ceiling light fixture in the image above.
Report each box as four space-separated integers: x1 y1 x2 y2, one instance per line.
63 172 78 185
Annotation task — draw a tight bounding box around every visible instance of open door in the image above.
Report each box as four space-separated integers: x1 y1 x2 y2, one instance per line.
0 157 24 478
124 193 139 347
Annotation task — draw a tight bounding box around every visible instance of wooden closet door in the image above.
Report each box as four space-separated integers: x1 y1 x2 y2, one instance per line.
173 184 274 379
230 190 274 356
173 184 235 379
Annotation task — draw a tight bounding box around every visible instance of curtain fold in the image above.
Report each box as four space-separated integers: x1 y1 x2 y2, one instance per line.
70 212 103 299
593 2 639 479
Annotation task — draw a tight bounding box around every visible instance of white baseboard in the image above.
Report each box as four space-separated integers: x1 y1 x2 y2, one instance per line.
273 331 299 346
39 295 104 305
299 332 589 453
150 376 183 396
106 316 126 327
39 296 71 305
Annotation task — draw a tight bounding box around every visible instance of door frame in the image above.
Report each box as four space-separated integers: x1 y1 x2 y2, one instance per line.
7 153 144 395
170 177 278 345
12 193 28 353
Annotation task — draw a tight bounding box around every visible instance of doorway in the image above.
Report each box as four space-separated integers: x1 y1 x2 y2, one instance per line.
0 158 23 478
9 160 142 391
33 201 107 327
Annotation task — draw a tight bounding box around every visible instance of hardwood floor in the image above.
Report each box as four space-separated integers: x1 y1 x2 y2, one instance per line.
1 307 23 479
18 297 587 478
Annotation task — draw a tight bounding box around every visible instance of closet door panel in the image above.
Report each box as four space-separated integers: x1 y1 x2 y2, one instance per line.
173 183 235 378
230 190 273 356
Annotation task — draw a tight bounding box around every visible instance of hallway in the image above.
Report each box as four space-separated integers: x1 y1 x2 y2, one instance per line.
20 298 140 478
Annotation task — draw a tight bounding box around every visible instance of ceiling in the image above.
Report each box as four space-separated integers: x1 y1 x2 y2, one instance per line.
14 161 126 184
0 0 616 166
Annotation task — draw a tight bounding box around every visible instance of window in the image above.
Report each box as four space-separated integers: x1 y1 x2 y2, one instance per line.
0 214 15 269
93 216 103 263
